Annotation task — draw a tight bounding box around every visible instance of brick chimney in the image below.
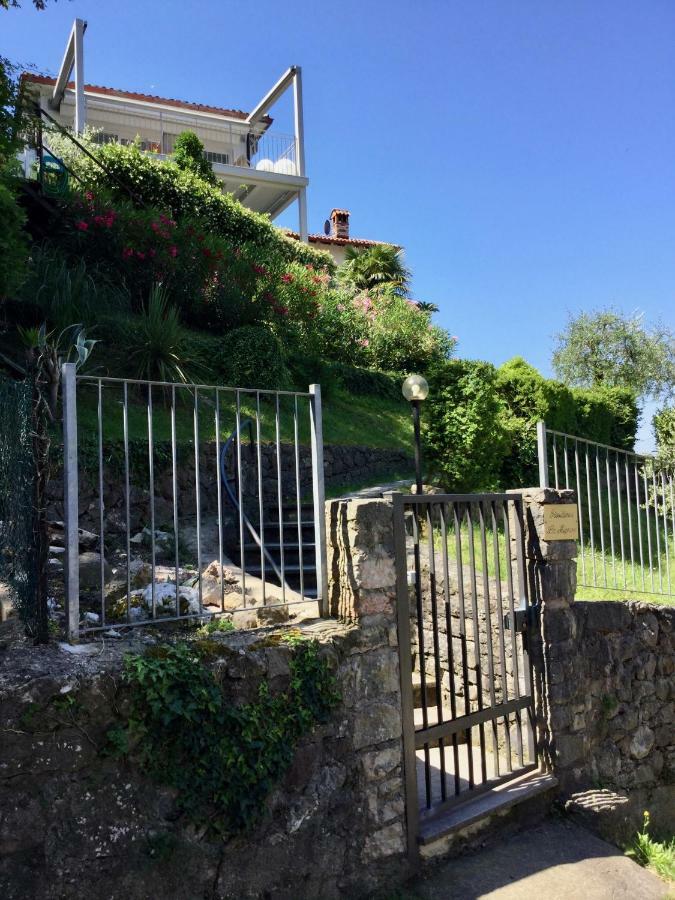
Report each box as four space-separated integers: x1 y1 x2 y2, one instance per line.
330 208 350 240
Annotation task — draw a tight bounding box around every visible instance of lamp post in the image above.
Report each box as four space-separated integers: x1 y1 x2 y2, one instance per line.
402 374 429 495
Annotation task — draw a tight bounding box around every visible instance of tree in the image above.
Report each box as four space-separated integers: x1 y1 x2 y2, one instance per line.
172 130 217 186
1 1 62 9
416 301 439 314
341 244 411 296
552 309 675 403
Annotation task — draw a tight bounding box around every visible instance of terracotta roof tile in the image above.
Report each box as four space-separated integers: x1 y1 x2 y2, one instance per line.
21 73 272 124
286 231 399 249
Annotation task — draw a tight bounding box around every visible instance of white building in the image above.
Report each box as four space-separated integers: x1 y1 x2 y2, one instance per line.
21 18 309 239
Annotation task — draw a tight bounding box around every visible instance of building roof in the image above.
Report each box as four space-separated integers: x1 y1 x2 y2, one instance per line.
21 73 272 124
286 231 398 250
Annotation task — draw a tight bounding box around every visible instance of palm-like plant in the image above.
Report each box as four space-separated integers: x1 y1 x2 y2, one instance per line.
341 244 411 296
127 283 197 384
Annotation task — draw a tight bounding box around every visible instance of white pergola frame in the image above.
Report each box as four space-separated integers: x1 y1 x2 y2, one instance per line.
50 20 309 240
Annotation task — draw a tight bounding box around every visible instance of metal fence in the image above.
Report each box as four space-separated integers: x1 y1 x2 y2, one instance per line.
62 364 327 640
394 492 538 845
537 421 673 598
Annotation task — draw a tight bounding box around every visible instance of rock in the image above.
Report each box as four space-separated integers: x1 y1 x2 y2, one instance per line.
83 611 100 625
630 726 655 760
58 641 99 655
141 582 199 615
78 552 111 589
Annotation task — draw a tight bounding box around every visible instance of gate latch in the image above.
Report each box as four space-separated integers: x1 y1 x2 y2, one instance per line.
503 604 540 632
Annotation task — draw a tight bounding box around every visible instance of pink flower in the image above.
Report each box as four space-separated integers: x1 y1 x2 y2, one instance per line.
281 273 294 283
451 335 458 341
85 191 94 201
305 264 314 271
358 338 370 348
337 303 345 312
312 275 322 284
136 251 146 260
169 246 178 258
122 247 134 259
75 220 89 231
252 264 268 276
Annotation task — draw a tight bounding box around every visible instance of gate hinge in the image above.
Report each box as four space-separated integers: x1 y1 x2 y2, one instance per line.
503 604 540 632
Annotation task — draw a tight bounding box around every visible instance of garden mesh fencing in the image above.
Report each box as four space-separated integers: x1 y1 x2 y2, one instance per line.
0 374 38 629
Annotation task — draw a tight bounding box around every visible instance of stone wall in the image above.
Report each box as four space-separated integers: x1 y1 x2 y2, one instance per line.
517 487 675 839
0 612 408 898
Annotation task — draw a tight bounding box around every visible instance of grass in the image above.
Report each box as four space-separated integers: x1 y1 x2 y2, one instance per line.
626 812 675 884
73 380 414 452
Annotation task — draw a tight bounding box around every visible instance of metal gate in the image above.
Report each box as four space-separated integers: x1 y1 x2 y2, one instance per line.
393 492 538 849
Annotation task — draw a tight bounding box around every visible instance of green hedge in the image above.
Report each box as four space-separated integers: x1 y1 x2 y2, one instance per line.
75 142 334 271
422 356 639 492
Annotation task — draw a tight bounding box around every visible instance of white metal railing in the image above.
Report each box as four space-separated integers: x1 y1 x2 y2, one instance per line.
537 421 673 598
61 364 326 640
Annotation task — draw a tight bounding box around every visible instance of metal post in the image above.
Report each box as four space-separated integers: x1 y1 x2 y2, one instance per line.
536 421 549 488
309 384 327 614
412 399 423 495
62 362 80 641
73 18 86 134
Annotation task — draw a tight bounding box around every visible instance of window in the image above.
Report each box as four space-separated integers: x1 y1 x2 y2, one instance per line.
92 132 119 145
204 150 230 165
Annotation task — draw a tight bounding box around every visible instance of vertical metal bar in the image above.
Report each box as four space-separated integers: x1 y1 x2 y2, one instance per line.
275 394 286 604
215 389 224 612
643 463 654 592
193 388 202 615
97 379 105 625
575 440 586 584
411 506 431 808
615 452 626 592
503 500 524 768
123 382 131 622
478 500 499 776
585 442 597 585
439 504 460 796
605 449 616 589
426 502 446 802
625 456 636 589
537 421 549 487
393 494 420 861
255 392 265 601
595 446 607 587
293 396 304 600
661 471 671 595
552 433 559 489
147 384 156 619
491 500 512 773
563 435 570 489
466 503 487 784
652 467 662 592
62 363 80 641
309 384 327 613
236 391 246 603
513 497 536 763
171 385 179 617
669 476 674 596
453 502 474 790
634 458 646 592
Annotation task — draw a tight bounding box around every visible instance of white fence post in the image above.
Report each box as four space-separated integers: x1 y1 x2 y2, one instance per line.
309 384 328 615
62 362 80 640
537 420 549 488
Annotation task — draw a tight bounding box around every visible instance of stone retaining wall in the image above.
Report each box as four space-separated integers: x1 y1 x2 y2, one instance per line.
0 613 408 899
46 443 411 540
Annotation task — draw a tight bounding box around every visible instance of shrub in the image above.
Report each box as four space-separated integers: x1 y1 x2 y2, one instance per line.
0 178 29 300
423 359 508 492
214 325 288 390
654 406 675 470
72 141 334 270
328 362 400 401
127 284 203 384
172 131 217 185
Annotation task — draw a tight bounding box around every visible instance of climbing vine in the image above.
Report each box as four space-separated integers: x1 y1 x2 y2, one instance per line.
107 639 340 834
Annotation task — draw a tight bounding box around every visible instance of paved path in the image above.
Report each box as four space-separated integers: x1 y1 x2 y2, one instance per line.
405 819 668 900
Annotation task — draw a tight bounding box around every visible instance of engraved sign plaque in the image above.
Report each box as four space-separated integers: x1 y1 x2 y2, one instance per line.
543 504 579 541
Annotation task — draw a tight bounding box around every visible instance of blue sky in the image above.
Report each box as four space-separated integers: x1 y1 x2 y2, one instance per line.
4 0 674 445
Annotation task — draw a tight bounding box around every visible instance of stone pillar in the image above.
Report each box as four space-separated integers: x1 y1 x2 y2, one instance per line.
326 498 397 626
512 487 585 785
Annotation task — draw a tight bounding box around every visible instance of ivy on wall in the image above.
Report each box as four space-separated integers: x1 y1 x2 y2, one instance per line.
106 638 340 834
